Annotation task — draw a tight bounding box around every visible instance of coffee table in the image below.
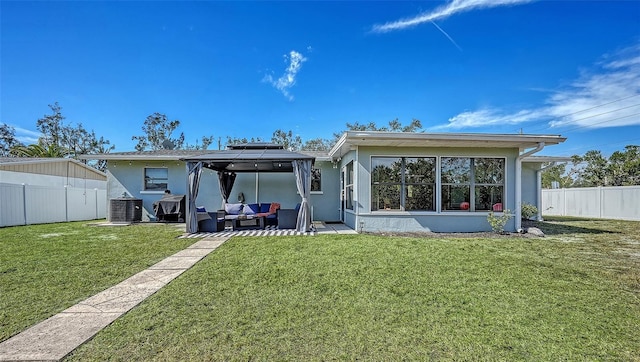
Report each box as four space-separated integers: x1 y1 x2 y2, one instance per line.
232 215 265 230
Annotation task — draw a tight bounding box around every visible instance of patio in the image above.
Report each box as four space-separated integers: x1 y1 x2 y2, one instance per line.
179 221 356 238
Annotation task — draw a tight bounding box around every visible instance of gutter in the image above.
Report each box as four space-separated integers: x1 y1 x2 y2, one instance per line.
515 142 545 231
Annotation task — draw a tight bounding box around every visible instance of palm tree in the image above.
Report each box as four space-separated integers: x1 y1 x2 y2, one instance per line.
10 143 69 158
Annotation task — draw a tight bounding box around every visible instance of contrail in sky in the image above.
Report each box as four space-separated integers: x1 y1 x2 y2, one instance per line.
372 0 534 33
430 21 463 51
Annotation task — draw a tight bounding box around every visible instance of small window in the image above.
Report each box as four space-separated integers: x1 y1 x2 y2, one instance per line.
311 167 321 192
144 167 168 191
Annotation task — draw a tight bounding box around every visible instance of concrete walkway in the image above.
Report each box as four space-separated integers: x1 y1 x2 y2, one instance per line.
0 236 230 362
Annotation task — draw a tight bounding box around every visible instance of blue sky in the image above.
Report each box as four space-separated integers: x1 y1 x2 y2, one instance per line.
1 0 639 156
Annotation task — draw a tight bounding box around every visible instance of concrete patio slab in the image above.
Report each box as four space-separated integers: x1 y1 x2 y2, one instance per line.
0 236 230 361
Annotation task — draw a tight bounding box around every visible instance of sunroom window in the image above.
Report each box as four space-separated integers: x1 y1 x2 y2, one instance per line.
371 157 436 211
441 157 504 211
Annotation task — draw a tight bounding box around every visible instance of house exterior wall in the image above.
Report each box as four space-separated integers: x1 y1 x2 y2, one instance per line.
310 161 341 222
106 159 340 222
106 161 197 221
521 163 539 209
340 146 520 233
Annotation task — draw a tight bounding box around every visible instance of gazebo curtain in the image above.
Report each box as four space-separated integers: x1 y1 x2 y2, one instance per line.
292 159 312 232
217 171 236 207
187 161 203 233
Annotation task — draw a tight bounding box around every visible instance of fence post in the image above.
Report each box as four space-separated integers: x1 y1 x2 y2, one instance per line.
22 183 27 225
65 185 69 222
598 186 603 219
95 188 99 219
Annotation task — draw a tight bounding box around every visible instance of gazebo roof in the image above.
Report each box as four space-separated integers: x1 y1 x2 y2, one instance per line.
180 143 314 172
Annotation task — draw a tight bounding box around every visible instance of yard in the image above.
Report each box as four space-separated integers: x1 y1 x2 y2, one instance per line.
0 221 190 342
2 218 639 360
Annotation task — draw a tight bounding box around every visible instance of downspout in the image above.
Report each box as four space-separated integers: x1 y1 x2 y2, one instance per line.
354 145 359 232
515 142 545 231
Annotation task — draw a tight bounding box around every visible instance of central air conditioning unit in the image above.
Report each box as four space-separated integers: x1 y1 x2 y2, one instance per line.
109 198 142 222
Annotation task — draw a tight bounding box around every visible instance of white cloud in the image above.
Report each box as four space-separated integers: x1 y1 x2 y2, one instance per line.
263 50 308 101
13 126 41 144
371 0 534 33
431 43 640 132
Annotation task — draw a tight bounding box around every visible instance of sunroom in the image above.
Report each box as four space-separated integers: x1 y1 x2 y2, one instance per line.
329 132 566 233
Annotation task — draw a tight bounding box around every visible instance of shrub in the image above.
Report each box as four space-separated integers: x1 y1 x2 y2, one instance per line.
487 209 513 234
521 202 538 220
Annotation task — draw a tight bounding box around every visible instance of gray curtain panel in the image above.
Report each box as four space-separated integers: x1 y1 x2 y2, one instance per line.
217 171 236 207
187 161 202 233
292 159 312 232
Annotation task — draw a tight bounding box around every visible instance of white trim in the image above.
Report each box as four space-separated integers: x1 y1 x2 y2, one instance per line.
140 191 165 194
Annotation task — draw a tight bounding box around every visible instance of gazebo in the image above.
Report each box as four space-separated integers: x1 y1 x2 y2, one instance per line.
181 143 315 233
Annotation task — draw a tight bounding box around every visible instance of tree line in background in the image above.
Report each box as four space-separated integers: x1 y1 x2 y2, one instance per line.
0 102 423 171
542 146 639 188
1 103 637 187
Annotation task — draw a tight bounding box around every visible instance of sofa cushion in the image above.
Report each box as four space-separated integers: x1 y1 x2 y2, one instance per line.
259 203 271 213
225 203 243 215
243 204 257 215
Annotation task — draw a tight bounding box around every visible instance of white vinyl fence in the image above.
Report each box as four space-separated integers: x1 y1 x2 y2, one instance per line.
0 183 107 227
542 186 640 221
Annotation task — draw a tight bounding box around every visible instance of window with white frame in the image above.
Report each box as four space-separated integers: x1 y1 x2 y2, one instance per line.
441 157 504 211
371 157 436 211
144 167 168 191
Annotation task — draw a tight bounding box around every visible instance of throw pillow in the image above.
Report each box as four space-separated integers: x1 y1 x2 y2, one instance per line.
268 202 280 214
225 203 243 215
243 204 256 215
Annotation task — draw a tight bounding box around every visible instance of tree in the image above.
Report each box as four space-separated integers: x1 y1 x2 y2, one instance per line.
301 137 333 151
34 103 114 160
571 150 609 187
555 145 640 188
10 143 69 158
541 163 573 189
607 145 640 186
1 123 23 157
225 136 264 147
331 118 424 146
271 129 302 151
36 102 65 150
185 135 214 150
132 113 185 151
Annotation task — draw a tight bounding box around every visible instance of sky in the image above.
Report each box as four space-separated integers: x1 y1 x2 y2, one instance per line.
1 0 639 157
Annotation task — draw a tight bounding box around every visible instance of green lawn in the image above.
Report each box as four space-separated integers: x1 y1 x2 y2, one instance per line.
66 217 640 361
0 221 191 342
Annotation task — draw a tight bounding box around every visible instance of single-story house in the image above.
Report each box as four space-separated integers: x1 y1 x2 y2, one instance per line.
79 131 567 233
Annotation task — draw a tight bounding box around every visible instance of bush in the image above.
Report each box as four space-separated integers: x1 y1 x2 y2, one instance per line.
487 209 513 234
521 202 538 220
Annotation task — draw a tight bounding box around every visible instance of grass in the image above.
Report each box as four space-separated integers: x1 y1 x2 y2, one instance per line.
66 217 640 361
0 221 191 342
